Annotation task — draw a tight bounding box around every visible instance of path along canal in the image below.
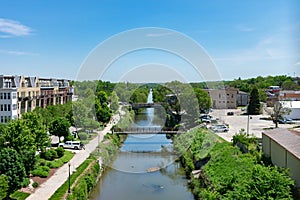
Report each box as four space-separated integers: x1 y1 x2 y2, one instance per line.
90 90 194 200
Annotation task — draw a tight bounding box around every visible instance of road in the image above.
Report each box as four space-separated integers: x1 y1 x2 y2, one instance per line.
26 113 121 200
209 109 297 142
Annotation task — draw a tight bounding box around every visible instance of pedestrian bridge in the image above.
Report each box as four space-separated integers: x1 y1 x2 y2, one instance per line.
131 103 162 110
113 127 183 135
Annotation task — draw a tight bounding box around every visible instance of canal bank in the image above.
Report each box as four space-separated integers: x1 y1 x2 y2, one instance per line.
89 90 194 200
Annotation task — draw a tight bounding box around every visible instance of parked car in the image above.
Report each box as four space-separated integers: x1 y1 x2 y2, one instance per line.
210 124 229 132
59 141 84 150
200 115 212 123
227 112 234 116
277 117 295 124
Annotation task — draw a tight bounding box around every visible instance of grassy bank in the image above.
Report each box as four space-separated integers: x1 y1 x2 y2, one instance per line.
174 128 295 199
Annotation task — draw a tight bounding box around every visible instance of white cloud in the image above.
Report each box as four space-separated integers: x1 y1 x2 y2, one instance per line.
0 49 38 56
0 18 32 37
294 61 300 66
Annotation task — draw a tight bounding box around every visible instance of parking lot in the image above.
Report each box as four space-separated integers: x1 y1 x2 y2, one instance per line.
209 109 297 142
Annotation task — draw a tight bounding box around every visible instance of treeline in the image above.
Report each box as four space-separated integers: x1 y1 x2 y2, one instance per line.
191 75 299 92
174 128 295 199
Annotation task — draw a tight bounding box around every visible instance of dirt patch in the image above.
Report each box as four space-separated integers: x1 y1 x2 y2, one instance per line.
32 168 58 186
19 168 58 194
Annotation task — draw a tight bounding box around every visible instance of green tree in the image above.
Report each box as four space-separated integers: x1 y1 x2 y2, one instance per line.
0 175 8 200
247 87 261 115
265 101 291 128
22 112 50 151
49 117 70 142
95 101 111 123
72 100 89 128
282 79 299 90
1 120 35 153
194 88 212 112
110 91 119 113
97 91 108 105
0 148 26 195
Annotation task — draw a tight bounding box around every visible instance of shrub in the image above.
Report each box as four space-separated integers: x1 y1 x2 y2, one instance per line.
21 178 30 187
55 147 65 158
41 149 58 161
78 132 88 140
31 166 50 178
32 182 38 188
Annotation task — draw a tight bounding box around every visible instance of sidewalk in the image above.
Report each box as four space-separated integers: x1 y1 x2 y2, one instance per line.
26 113 120 200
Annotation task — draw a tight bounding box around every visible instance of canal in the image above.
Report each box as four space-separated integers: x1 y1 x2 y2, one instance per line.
90 90 194 200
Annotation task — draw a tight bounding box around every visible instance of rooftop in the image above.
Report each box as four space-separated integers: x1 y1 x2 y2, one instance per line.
263 128 300 160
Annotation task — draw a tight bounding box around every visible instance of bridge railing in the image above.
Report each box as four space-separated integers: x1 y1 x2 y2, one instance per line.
112 127 182 134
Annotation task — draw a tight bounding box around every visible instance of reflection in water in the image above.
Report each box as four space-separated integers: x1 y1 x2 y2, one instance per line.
90 90 193 200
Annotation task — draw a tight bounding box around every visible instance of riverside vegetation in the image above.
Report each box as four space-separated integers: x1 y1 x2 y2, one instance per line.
173 128 295 199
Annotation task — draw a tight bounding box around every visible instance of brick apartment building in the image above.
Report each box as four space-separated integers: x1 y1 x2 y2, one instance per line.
0 75 73 123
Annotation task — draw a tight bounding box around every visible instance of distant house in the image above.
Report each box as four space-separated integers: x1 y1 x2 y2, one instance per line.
262 128 300 187
281 101 300 120
237 91 249 106
204 87 238 109
279 90 300 101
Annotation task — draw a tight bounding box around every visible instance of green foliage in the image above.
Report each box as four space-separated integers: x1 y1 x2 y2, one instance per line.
67 162 100 200
49 158 94 200
232 129 257 147
227 75 293 92
38 150 73 169
21 112 50 151
95 91 112 124
1 120 36 153
9 191 30 200
247 87 261 115
110 91 119 113
41 148 58 161
0 175 8 200
0 148 26 194
55 147 65 158
31 166 50 178
19 149 36 175
78 132 88 140
282 79 299 90
200 143 294 199
49 117 71 142
194 88 212 112
32 182 38 188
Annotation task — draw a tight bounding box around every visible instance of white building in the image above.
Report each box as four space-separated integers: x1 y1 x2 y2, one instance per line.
281 101 300 120
0 76 18 123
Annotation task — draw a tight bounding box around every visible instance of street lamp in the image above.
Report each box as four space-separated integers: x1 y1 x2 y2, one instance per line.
68 162 71 193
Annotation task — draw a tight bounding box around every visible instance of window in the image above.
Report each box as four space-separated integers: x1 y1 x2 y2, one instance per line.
7 93 10 99
0 116 3 123
4 104 7 111
13 104 17 110
0 105 3 111
12 92 17 99
232 94 234 98
8 104 11 111
3 93 6 99
0 93 2 99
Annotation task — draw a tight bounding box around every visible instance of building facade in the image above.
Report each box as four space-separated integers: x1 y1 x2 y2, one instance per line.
204 88 238 109
0 75 73 123
262 129 300 187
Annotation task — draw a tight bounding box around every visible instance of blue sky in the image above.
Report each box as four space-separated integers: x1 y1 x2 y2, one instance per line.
0 0 299 82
